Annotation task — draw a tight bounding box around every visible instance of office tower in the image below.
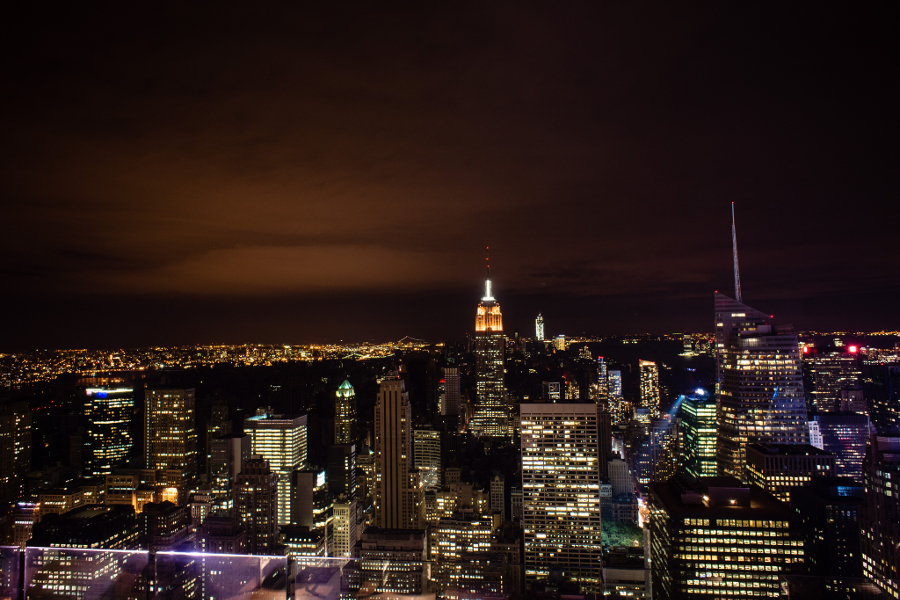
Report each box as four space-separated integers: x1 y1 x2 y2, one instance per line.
715 293 809 480
327 443 356 497
639 360 660 417
142 500 192 552
291 469 330 531
553 335 566 351
596 357 609 405
144 388 198 482
243 411 307 526
648 477 804 600
535 313 544 341
439 366 461 417
334 380 357 444
413 428 441 489
84 387 133 476
490 473 505 519
608 370 626 424
521 403 603 590
353 529 428 595
510 487 523 521
744 443 835 502
199 515 246 554
790 477 865 577
609 457 632 496
859 434 900 599
234 456 278 555
648 415 679 483
29 504 140 549
807 349 862 412
429 514 494 560
603 547 650 599
374 376 421 529
279 525 325 557
210 433 251 515
357 446 375 503
608 370 623 398
598 411 612 481
679 392 717 478
470 263 509 438
332 496 357 557
0 399 32 504
809 413 869 482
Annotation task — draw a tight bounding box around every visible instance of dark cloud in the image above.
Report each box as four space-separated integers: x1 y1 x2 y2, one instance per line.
1 3 898 348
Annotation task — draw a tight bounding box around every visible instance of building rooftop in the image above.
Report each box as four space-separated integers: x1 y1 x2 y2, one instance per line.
747 443 833 456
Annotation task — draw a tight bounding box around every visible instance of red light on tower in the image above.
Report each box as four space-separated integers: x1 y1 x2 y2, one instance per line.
848 345 858 353
802 346 809 354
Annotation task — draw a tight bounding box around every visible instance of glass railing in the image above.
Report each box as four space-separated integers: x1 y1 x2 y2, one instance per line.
0 547 524 599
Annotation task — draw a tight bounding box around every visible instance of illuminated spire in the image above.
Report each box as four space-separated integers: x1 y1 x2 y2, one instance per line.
732 202 742 303
483 246 494 301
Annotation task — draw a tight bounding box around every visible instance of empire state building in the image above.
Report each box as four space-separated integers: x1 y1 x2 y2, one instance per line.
469 262 510 437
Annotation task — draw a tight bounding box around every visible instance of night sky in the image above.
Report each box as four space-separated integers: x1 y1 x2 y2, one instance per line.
2 4 897 349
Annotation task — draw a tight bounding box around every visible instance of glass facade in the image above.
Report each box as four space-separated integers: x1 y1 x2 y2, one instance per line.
680 392 718 478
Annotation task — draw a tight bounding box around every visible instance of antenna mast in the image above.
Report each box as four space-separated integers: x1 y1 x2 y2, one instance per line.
732 202 742 303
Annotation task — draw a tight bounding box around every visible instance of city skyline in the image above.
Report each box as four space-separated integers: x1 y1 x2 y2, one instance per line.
1 4 898 349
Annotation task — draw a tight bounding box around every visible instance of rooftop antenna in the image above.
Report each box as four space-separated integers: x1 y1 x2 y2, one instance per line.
732 202 742 303
483 246 493 300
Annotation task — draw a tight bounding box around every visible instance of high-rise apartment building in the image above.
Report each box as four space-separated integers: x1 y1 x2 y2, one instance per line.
413 428 441 490
144 388 197 482
639 360 660 417
809 412 870 483
535 313 545 342
859 434 900 599
649 477 804 600
715 294 809 481
234 456 278 555
679 392 717 478
470 265 509 437
521 403 602 590
334 380 357 444
744 443 835 502
244 412 307 526
374 376 421 529
0 399 32 504
439 366 461 417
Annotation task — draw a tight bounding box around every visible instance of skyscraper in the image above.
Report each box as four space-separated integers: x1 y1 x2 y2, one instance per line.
859 434 900 599
535 313 544 342
679 392 717 478
243 411 307 526
327 443 356 497
144 388 197 483
334 380 357 444
413 428 441 489
210 433 251 515
521 402 602 590
374 376 421 529
639 360 660 417
234 456 278 555
439 366 460 417
84 387 134 476
0 398 31 504
470 261 509 438
715 294 809 480
809 412 870 482
806 349 862 412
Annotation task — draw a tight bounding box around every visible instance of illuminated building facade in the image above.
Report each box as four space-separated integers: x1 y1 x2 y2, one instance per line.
859 434 900 599
471 266 510 438
806 349 862 412
535 313 544 341
809 413 870 483
648 477 805 600
0 398 32 504
680 392 718 478
243 411 307 526
521 403 602 590
332 497 357 557
374 376 421 529
413 428 441 489
639 360 660 417
745 443 835 502
334 380 357 444
491 473 505 519
144 388 198 483
353 528 428 595
84 387 133 476
715 294 809 481
439 366 460 417
233 456 278 555
209 433 251 515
